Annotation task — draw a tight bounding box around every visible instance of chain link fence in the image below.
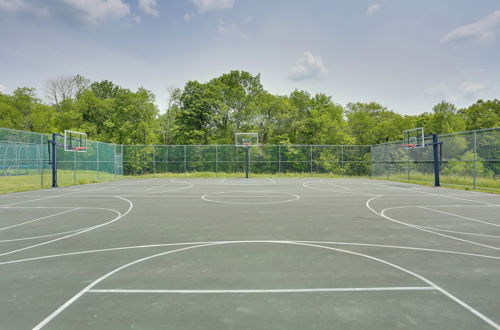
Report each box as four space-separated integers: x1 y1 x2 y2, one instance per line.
0 127 123 191
371 127 500 191
2 126 498 192
122 144 372 176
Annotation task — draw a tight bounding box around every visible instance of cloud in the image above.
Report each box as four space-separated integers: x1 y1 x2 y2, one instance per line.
218 19 247 38
192 0 234 13
289 52 328 81
366 3 380 15
0 0 131 24
0 0 49 16
459 82 485 99
424 82 486 102
441 10 500 43
185 0 234 20
0 84 6 93
62 0 130 24
138 0 158 17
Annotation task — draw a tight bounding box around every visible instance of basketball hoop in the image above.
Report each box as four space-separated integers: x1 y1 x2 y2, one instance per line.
243 142 252 147
73 147 88 152
402 144 415 149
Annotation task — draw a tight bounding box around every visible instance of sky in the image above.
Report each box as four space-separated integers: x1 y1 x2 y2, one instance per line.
0 0 499 115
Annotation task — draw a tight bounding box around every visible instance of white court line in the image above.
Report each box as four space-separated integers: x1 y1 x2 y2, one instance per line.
412 226 500 239
201 191 300 205
3 238 500 266
0 187 106 208
0 197 133 258
421 206 500 228
33 241 500 330
378 205 500 237
268 178 277 184
32 243 217 330
366 196 500 252
366 180 499 206
88 287 435 294
0 208 121 243
0 208 80 232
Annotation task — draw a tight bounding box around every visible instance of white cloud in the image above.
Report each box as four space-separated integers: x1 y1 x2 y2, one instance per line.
424 82 486 102
192 0 234 13
459 82 485 99
138 0 158 17
366 3 380 15
183 12 195 21
0 84 6 93
185 0 234 20
0 0 48 16
289 52 328 81
441 10 500 43
62 0 130 24
218 19 247 38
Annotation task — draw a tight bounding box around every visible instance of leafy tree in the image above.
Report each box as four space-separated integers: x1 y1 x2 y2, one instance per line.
174 81 222 144
460 99 500 130
427 101 465 134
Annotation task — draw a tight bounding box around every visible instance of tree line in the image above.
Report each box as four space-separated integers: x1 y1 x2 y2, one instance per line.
1 71 499 146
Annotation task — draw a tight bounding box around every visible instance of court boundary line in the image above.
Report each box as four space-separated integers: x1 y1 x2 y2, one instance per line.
366 196 500 252
88 287 436 294
3 239 500 266
420 206 500 228
201 191 300 205
0 197 133 258
0 208 80 232
32 241 500 330
0 207 122 243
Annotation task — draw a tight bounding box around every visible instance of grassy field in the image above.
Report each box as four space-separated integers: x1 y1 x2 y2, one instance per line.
1 171 498 194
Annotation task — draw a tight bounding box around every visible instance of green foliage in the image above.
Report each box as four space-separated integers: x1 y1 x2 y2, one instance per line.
0 71 498 147
460 99 500 130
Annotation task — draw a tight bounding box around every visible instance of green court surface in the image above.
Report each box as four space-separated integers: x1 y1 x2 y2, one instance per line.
0 178 499 329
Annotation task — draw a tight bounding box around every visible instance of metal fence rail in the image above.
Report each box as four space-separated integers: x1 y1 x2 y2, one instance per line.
371 127 500 191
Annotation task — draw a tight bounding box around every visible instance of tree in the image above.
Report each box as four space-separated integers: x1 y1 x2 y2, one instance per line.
428 101 465 134
44 75 90 111
460 99 500 130
174 81 222 144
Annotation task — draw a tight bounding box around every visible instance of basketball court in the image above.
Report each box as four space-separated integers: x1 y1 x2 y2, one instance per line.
0 178 499 329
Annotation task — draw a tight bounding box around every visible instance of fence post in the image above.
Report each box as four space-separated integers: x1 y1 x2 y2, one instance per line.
184 145 187 173
96 143 99 181
215 145 218 177
473 131 477 189
40 135 44 187
310 145 313 173
407 147 410 182
153 146 156 177
73 148 76 184
341 146 344 177
278 145 281 173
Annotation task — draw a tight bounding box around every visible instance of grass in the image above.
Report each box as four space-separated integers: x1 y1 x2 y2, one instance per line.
0 170 118 194
1 170 498 195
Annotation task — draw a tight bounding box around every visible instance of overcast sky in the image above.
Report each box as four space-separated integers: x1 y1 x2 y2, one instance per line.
0 0 499 114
